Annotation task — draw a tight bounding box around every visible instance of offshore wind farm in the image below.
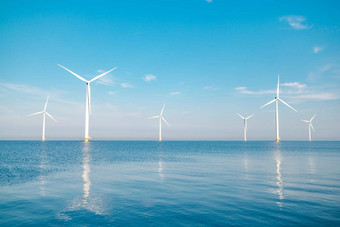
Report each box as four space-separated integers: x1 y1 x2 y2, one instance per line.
0 0 340 226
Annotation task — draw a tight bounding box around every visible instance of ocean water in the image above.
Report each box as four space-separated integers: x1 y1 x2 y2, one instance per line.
0 141 339 226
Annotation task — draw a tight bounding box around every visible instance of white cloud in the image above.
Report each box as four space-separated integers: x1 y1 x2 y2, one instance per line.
308 64 332 81
95 69 115 86
120 83 133 88
170 91 181 96
236 82 307 95
144 74 156 82
279 15 311 30
0 82 77 105
203 85 218 90
313 46 323 54
108 91 116 95
235 81 339 101
235 87 275 95
281 82 306 90
295 93 338 101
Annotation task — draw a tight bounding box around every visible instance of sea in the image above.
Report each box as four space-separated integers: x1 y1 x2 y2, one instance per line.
0 141 339 226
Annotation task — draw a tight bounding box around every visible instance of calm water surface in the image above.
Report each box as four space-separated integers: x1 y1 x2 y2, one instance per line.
0 141 339 226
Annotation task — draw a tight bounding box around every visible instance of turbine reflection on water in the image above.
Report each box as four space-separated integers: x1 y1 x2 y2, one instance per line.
82 143 91 205
39 144 47 197
275 146 284 207
158 143 164 180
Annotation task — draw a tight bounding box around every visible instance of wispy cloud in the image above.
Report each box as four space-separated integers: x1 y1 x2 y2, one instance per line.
0 82 78 105
144 74 156 82
203 85 218 90
170 91 181 96
95 69 115 86
235 81 338 101
280 82 307 90
121 83 133 88
0 82 49 96
313 46 324 54
308 64 332 81
295 93 338 101
108 91 116 95
235 86 275 95
279 15 311 30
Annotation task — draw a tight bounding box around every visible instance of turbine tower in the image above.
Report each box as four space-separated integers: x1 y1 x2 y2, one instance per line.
260 74 297 142
58 64 117 142
149 105 170 142
27 96 57 141
236 113 254 141
301 114 316 141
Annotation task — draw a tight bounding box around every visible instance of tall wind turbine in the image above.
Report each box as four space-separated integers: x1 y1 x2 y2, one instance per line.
301 114 316 141
27 96 57 141
149 105 170 142
260 74 297 142
58 64 117 142
237 113 254 141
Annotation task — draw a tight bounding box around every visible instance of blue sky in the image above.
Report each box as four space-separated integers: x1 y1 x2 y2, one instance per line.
0 0 339 140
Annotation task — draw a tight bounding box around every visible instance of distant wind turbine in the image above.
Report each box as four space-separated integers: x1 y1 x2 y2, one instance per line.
237 113 254 141
58 64 117 142
149 105 170 142
260 74 297 142
27 96 57 141
301 114 316 141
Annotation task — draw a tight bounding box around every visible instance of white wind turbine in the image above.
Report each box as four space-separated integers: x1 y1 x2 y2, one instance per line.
260 74 297 142
149 105 170 142
58 64 117 142
27 96 57 141
301 114 316 141
236 113 254 141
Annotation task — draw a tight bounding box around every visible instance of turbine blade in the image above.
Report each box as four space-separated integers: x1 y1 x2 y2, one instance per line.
310 123 315 132
277 74 280 98
310 114 316 122
246 114 254 120
58 64 88 82
236 113 245 119
149 115 159 119
160 104 165 115
44 96 49 111
27 111 43 117
278 98 297 112
260 99 276 109
89 67 117 83
161 116 170 126
301 120 309 123
46 112 57 122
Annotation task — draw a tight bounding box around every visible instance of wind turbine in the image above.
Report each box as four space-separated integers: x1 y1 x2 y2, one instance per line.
58 64 117 142
260 74 297 142
236 113 254 141
301 114 316 141
149 105 170 142
27 96 57 141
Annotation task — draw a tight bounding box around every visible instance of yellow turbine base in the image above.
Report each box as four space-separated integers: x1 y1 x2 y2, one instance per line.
42 138 45 142
159 139 162 142
276 138 280 142
85 138 89 142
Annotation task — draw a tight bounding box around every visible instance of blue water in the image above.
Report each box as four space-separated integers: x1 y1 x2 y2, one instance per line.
0 141 339 226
